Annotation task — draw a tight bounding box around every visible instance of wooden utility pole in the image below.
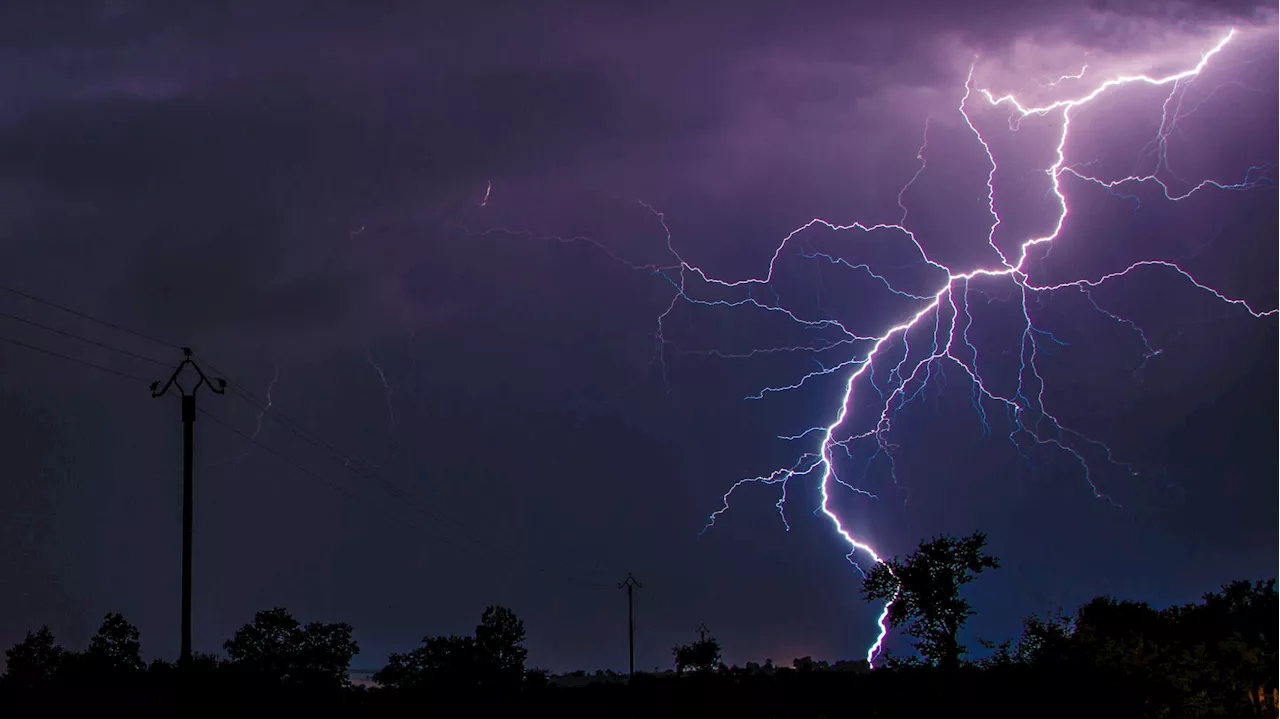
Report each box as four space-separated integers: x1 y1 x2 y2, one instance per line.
151 348 224 664
618 573 642 679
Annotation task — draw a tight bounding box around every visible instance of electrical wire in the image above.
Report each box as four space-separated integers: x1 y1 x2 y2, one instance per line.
0 282 182 351
0 308 171 368
0 332 154 383
195 406 478 552
199 404 613 588
0 284 616 588
202 359 615 588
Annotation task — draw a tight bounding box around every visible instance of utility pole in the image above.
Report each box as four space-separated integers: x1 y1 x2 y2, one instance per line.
618 573 642 680
151 348 225 665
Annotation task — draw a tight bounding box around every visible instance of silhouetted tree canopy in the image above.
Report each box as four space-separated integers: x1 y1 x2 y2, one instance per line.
0 568 1273 718
2 626 64 689
376 634 479 692
223 607 357 689
792 656 830 672
672 636 721 674
475 605 528 688
373 605 528 697
861 531 999 669
85 613 145 674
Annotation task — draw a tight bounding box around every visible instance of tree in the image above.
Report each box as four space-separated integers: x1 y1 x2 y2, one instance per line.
672 637 721 674
1013 610 1074 666
1058 595 1202 712
224 607 300 681
792 656 829 671
3 626 65 689
294 619 361 687
474 605 527 690
375 635 479 692
86 613 145 673
1198 578 1277 716
223 607 357 688
374 605 529 695
861 531 1000 669
1159 579 1278 717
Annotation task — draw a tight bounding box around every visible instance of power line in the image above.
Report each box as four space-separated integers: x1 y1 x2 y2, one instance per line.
196 407 463 550
0 327 535 573
197 358 363 467
198 405 612 588
201 360 614 588
150 348 225 665
0 286 621 589
208 361 493 513
0 281 615 588
619 573 643 679
225 382 358 470
0 332 152 383
219 381 433 513
0 289 607 585
0 282 182 350
0 308 170 368
0 330 590 597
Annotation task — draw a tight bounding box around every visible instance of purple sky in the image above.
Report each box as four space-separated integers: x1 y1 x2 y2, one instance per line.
0 1 1275 673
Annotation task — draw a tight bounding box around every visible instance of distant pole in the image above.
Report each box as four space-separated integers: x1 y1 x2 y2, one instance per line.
618 573 642 680
151 348 225 665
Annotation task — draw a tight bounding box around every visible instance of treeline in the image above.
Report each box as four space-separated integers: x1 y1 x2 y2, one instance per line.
847 532 1277 717
0 604 537 712
658 533 1275 717
0 606 363 711
1 535 1274 717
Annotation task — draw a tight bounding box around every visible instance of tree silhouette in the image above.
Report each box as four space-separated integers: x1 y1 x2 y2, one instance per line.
672 636 721 674
2 626 65 689
86 613 145 674
792 656 830 672
861 531 1000 669
474 605 527 690
376 635 480 692
1012 610 1074 666
374 605 528 696
1193 578 1277 716
1 581 1270 714
223 607 357 689
1095 579 1280 717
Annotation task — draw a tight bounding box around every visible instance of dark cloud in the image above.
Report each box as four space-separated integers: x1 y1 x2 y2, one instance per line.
0 42 626 347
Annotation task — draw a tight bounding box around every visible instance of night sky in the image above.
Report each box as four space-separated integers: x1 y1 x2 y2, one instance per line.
1 1 1276 675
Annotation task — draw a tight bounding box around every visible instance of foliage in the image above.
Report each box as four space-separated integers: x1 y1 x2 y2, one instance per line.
474 605 528 687
376 634 479 691
967 578 1278 717
1064 580 1277 718
373 605 528 696
672 637 721 674
85 612 145 674
0 548 1272 717
223 607 358 689
861 531 1000 668
2 626 65 689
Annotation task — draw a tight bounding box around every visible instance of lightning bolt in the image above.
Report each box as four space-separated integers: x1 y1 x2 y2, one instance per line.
251 363 279 443
230 362 279 468
366 349 401 467
479 180 492 207
476 27 1275 666
1042 61 1089 87
688 27 1274 665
